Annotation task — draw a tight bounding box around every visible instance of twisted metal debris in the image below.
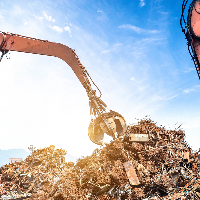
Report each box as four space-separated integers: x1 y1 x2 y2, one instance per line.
0 119 199 199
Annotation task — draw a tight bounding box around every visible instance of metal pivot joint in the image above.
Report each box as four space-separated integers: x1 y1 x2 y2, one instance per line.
0 33 10 61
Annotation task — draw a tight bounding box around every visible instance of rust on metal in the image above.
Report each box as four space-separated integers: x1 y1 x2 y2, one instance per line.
129 133 149 142
123 161 140 185
0 118 199 199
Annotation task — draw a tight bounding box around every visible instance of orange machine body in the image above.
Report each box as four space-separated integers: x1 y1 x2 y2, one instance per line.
0 32 86 84
184 0 200 78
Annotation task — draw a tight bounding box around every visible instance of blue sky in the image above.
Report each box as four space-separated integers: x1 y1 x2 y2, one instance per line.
0 0 199 157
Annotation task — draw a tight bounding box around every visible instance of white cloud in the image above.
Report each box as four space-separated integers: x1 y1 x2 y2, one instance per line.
97 9 102 13
43 12 56 22
49 25 63 33
102 43 122 54
139 0 145 7
131 77 135 81
0 15 3 19
33 14 43 20
64 26 71 34
183 85 200 93
184 67 195 73
158 11 169 15
119 24 159 34
24 22 28 26
152 94 178 101
136 37 164 45
183 88 193 93
13 5 22 15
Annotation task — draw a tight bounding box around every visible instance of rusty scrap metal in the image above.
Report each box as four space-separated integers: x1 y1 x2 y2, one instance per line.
123 161 140 185
0 118 199 200
129 133 149 142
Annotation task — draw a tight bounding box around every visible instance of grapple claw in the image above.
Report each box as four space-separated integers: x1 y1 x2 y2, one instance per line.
88 110 127 145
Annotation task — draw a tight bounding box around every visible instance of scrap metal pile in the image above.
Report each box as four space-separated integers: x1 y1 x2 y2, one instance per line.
0 146 67 199
0 119 200 199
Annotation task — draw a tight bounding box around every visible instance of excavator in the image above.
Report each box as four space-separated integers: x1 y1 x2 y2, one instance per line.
0 2 198 146
0 31 128 145
181 0 200 79
2 0 195 146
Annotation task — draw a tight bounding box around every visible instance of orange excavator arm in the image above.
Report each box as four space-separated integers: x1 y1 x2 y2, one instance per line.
0 32 86 85
0 31 127 145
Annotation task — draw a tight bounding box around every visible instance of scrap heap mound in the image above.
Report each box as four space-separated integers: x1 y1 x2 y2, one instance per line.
0 146 67 199
0 119 200 199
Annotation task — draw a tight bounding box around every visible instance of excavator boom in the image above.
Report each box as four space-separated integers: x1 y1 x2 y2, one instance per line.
0 32 86 84
0 31 127 145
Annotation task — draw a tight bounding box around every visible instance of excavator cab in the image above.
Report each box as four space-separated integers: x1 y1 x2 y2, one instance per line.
181 0 200 78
